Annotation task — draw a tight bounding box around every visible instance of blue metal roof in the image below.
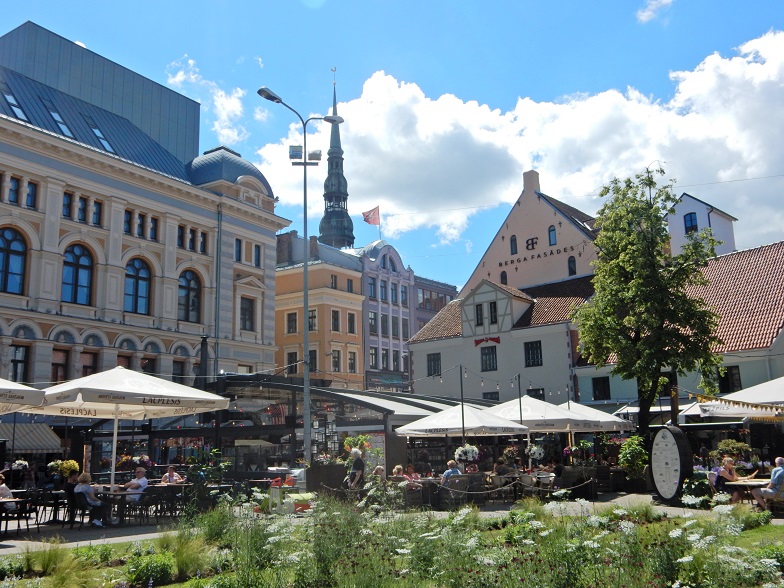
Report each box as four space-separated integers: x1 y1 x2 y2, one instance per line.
188 146 274 195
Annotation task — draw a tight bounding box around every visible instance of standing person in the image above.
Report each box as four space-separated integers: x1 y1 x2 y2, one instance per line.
348 448 365 491
751 456 784 511
123 467 149 501
74 472 111 527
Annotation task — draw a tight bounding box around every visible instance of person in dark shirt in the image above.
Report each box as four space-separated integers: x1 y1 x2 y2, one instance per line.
493 458 513 477
348 448 365 490
63 471 79 495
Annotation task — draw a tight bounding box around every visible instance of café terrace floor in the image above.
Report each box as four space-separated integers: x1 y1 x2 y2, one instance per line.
0 491 780 555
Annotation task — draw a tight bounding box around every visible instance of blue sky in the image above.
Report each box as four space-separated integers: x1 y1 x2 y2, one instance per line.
5 1 784 288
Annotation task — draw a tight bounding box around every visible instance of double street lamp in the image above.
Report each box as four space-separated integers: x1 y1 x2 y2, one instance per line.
257 86 343 464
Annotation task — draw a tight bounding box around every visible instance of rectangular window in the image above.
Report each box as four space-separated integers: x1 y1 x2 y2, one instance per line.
80 351 98 377
402 318 409 340
286 312 297 334
426 353 441 377
172 361 186 384
83 114 115 152
254 244 261 267
62 192 73 219
401 286 408 307
77 197 88 223
1 84 28 121
92 201 103 227
381 314 389 336
718 366 742 394
348 351 357 373
25 181 37 208
9 345 28 383
391 283 398 304
475 304 484 326
331 309 340 332
381 348 389 370
480 346 498 372
369 311 377 334
286 351 298 375
308 309 316 331
370 347 378 369
347 312 356 334
330 274 337 289
380 280 387 301
117 355 132 369
489 301 498 325
309 349 317 373
199 232 207 254
392 350 400 371
240 297 255 331
235 238 242 262
525 341 543 367
51 349 68 384
331 350 341 373
483 391 500 401
402 353 409 374
8 177 18 204
527 388 545 401
124 210 133 234
140 357 156 375
346 278 353 293
149 217 158 240
392 317 399 338
592 376 611 401
43 98 73 137
368 277 376 298
189 228 196 251
177 226 184 248
136 213 146 238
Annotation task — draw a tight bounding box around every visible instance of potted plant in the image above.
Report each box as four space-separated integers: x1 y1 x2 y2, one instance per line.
306 452 347 493
618 436 648 492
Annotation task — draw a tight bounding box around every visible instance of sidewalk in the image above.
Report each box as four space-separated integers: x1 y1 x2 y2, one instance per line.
0 491 779 555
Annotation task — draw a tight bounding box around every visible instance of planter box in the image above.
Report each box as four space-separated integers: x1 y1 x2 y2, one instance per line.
306 464 346 494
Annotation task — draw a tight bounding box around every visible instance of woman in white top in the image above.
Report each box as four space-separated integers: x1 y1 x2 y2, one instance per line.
0 474 17 511
161 466 183 484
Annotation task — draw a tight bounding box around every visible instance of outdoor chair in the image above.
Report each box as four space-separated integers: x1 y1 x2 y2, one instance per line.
488 475 513 503
128 487 161 524
707 471 717 495
439 475 468 510
63 491 91 530
764 484 784 515
518 473 537 498
595 465 612 492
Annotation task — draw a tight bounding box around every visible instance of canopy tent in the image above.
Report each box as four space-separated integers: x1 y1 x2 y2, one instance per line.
680 377 784 420
396 404 528 437
14 367 229 487
558 401 633 432
482 396 590 431
0 423 62 454
0 377 46 414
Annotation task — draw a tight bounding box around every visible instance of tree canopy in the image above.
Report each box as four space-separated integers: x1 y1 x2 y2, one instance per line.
572 168 724 436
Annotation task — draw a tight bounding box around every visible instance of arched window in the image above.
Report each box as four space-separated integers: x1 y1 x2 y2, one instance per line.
510 235 517 255
568 256 576 276
178 270 201 323
0 227 26 294
500 271 508 285
389 257 397 272
124 258 151 314
549 225 557 246
684 212 698 234
62 243 93 305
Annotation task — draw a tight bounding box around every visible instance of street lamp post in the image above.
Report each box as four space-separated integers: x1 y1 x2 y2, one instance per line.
257 86 343 465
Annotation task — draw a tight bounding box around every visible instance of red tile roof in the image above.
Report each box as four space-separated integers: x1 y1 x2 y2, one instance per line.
687 241 784 353
516 276 595 327
408 299 463 343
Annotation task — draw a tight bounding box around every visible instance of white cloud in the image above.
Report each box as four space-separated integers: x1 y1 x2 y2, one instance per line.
253 30 784 252
166 55 248 146
636 0 674 23
254 57 264 69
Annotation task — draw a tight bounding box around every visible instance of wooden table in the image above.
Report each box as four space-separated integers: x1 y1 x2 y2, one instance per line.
725 479 770 488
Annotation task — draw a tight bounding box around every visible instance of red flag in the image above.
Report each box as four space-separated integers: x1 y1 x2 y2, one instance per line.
362 206 380 226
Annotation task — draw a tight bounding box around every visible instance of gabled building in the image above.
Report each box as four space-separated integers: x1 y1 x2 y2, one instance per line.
0 22 289 387
668 193 737 256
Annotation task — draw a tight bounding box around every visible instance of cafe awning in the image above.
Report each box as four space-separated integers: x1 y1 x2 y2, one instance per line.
0 423 62 454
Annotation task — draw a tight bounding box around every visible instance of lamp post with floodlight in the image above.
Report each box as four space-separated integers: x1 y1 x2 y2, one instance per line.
257 86 343 465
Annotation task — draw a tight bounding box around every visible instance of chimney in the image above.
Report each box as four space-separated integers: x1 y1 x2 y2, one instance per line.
523 170 540 195
309 236 319 261
276 231 294 264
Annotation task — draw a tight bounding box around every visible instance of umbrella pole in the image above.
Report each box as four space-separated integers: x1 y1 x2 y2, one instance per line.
109 405 119 489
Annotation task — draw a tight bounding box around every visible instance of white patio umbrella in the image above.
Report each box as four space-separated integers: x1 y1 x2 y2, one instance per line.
558 401 633 432
396 404 528 437
483 396 590 431
0 377 46 413
22 367 229 488
680 376 784 419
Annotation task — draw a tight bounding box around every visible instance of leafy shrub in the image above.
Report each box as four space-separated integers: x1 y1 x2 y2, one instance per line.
618 436 648 479
73 544 114 565
155 530 208 581
0 555 24 580
757 542 784 573
196 501 235 545
125 553 174 586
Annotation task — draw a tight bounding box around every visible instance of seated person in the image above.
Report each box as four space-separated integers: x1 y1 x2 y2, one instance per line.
751 456 784 511
552 457 564 478
405 464 421 481
440 460 461 486
123 467 149 501
395 464 421 489
74 472 111 527
715 457 752 504
493 458 513 477
513 457 524 471
161 466 183 484
372 465 386 480
0 473 17 511
63 470 79 495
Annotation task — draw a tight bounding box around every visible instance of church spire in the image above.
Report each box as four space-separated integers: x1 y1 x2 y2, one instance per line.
318 76 355 249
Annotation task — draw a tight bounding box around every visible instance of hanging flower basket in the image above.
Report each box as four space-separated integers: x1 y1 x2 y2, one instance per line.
455 444 479 462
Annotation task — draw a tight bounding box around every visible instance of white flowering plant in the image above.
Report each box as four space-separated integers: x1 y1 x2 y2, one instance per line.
525 444 545 460
454 444 479 462
11 459 28 470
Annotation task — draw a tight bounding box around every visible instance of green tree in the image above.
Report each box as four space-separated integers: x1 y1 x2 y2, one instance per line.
572 168 723 436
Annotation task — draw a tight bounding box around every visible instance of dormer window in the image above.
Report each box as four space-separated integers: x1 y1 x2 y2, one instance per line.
83 114 115 153
0 83 28 121
42 98 74 137
684 212 698 235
